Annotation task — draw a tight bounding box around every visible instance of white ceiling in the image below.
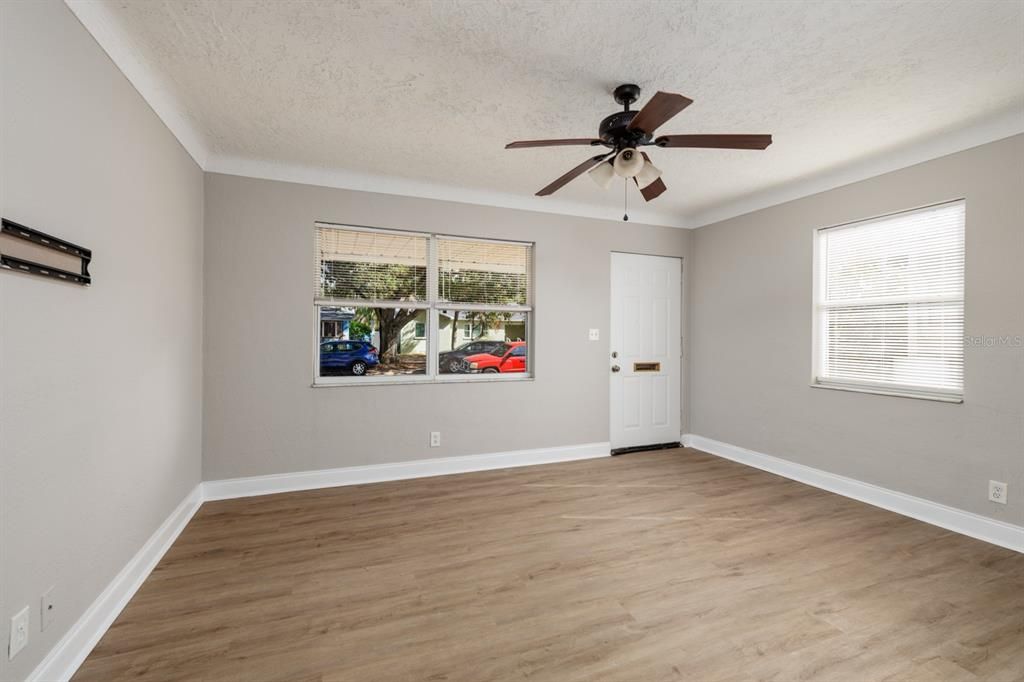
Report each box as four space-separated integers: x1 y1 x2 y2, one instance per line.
69 0 1024 227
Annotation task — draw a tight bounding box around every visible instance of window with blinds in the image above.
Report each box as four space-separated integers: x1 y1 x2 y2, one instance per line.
813 200 965 401
314 223 533 384
437 237 531 307
316 226 428 303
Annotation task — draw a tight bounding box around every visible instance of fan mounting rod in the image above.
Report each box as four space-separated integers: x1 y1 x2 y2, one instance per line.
613 83 642 109
601 84 652 148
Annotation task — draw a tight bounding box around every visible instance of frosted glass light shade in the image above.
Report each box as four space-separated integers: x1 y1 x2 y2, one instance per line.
588 160 616 189
635 159 663 189
613 148 644 177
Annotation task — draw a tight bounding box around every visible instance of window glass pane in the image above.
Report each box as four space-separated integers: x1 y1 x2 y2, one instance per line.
438 238 530 306
822 202 965 304
816 200 965 396
438 309 528 375
319 306 426 377
317 226 428 302
824 301 963 392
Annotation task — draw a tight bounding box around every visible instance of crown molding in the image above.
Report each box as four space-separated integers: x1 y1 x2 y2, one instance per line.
205 154 690 228
688 108 1024 228
64 0 686 228
66 0 1023 232
65 0 208 168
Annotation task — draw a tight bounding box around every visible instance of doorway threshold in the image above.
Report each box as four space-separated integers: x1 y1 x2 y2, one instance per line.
611 441 681 456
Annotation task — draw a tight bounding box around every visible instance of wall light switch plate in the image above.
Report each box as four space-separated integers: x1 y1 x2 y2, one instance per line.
588 329 600 341
430 431 441 448
988 480 1008 505
9 606 29 660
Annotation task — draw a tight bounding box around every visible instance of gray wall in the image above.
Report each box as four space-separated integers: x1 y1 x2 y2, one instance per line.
690 134 1024 524
0 2 204 680
203 173 691 480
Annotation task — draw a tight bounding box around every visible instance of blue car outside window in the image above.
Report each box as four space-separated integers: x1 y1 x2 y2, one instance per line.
320 341 379 374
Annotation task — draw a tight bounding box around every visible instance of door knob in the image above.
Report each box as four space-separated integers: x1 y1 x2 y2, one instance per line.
611 365 620 373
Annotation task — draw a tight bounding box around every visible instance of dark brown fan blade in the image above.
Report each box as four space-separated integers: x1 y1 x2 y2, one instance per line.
627 91 693 135
630 174 671 200
506 138 602 149
634 152 667 202
536 154 611 196
655 134 772 149
637 177 667 202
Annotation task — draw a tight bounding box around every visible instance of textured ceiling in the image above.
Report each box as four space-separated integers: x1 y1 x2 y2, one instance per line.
73 0 1024 226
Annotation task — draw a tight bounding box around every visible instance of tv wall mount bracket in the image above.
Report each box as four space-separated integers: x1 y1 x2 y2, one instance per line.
1 217 92 286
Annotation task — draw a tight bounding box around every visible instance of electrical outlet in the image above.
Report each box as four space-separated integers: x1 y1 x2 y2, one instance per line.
588 328 600 341
430 431 441 448
40 587 55 632
989 480 1008 505
9 606 29 660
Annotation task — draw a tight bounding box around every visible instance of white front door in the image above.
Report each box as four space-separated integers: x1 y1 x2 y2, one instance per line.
610 252 681 451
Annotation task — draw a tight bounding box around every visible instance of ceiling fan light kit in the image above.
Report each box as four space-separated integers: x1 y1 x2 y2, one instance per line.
505 83 773 220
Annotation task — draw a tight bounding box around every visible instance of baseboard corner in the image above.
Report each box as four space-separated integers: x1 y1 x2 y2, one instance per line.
26 483 203 682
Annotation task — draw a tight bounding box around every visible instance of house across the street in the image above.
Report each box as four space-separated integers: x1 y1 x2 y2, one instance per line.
399 311 527 354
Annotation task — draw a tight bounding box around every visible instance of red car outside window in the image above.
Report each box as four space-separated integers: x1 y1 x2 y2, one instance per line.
464 341 527 373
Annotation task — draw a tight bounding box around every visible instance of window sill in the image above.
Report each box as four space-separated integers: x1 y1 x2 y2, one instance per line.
313 374 534 388
809 381 963 404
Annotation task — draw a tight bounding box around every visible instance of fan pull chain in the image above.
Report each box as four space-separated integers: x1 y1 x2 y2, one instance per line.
623 179 629 222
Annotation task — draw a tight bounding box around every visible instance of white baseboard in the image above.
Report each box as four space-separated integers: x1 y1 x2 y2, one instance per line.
203 442 611 501
27 442 609 680
683 434 1023 553
26 484 203 682
47 435 1012 681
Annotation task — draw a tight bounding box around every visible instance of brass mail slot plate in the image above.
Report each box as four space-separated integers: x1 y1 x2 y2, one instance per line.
634 362 661 372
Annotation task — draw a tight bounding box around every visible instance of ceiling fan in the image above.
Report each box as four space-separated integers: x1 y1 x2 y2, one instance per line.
505 84 772 220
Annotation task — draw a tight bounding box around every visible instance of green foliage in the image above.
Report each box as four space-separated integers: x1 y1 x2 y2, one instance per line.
441 268 524 346
321 262 426 301
322 261 524 308
322 261 525 358
348 319 372 340
467 311 513 338
438 269 526 307
351 307 375 328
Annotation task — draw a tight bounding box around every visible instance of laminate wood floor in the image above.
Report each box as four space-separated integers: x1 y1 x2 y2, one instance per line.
74 449 1023 682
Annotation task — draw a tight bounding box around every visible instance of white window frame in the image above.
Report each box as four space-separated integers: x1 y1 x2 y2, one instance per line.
811 199 965 403
313 223 534 387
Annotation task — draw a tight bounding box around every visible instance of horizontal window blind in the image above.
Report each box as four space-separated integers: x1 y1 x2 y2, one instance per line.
815 200 965 397
437 238 531 306
316 226 428 302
